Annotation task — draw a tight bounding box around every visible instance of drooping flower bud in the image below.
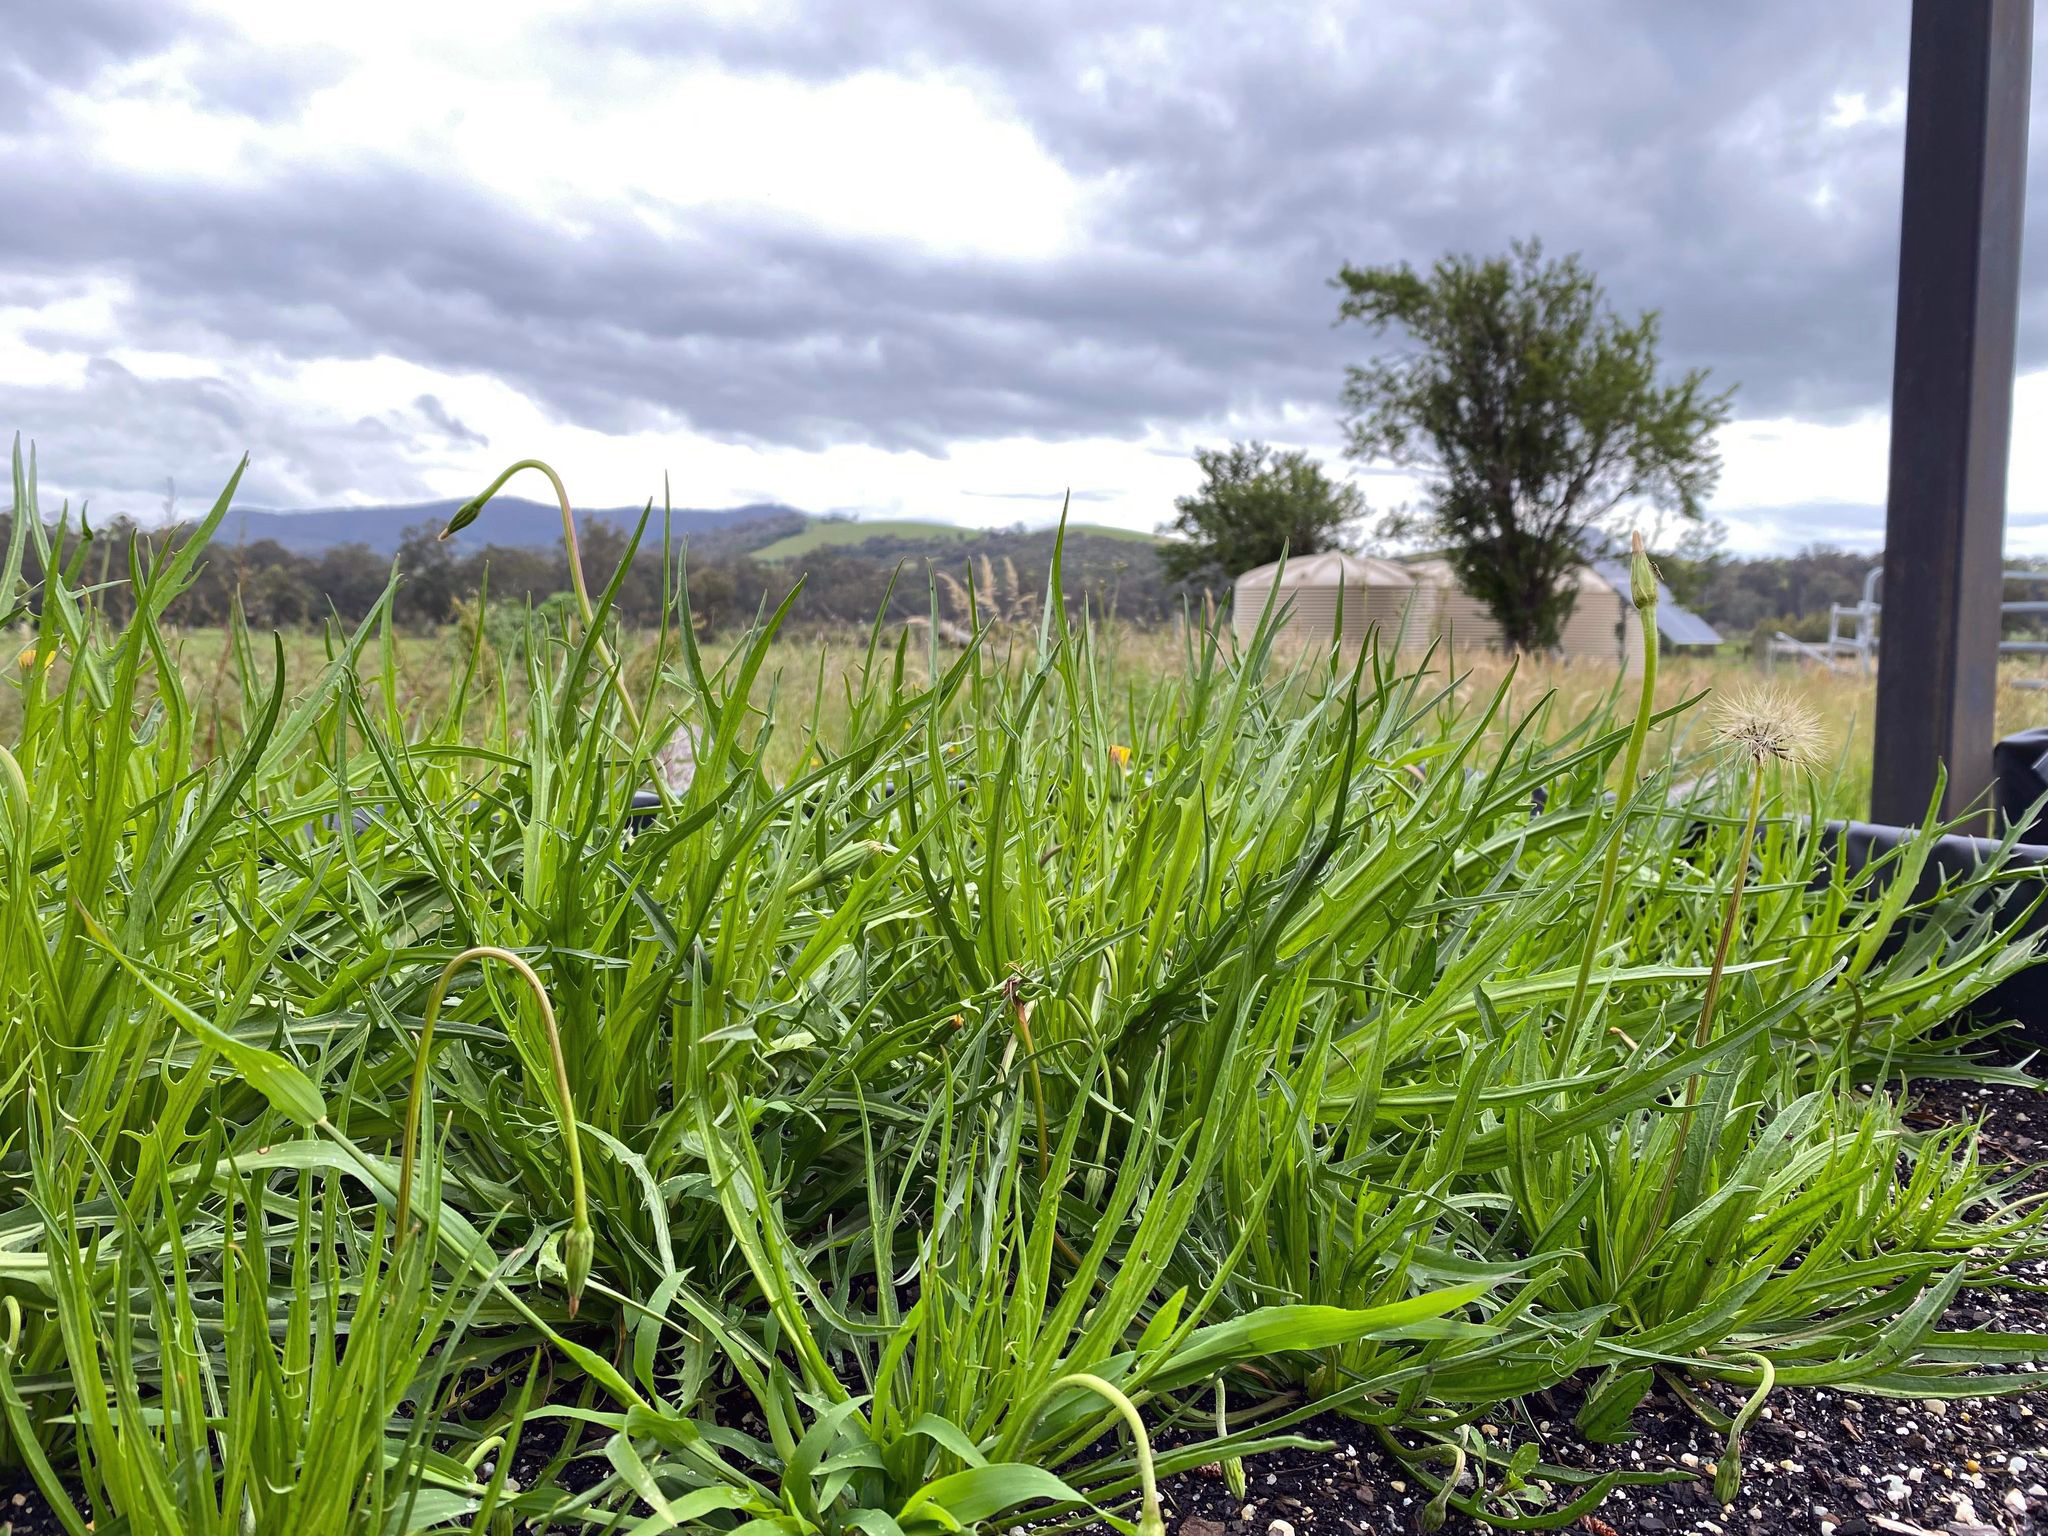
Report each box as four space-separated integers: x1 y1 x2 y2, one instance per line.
438 495 489 541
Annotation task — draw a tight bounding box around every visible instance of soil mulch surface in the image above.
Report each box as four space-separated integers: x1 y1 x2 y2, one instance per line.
1124 1381 2047 1536
5 1074 2047 1536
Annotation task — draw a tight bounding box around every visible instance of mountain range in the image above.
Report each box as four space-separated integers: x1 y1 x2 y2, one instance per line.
211 497 1158 560
217 496 799 555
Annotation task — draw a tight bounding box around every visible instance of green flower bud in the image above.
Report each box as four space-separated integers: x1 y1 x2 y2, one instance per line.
0 742 26 848
791 839 893 895
564 1223 594 1319
1714 1444 1742 1505
1629 529 1657 613
438 495 487 541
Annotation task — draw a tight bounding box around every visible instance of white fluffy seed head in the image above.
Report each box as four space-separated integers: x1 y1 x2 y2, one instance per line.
1711 684 1825 766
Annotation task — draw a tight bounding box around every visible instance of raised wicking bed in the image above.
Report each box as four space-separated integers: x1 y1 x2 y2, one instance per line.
1068 1068 2048 1536
9 1077 2038 1536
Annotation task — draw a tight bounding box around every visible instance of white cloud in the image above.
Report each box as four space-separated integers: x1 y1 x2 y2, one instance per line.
59 5 1089 261
0 274 128 389
1825 89 1906 131
1702 371 2048 556
1713 412 1889 516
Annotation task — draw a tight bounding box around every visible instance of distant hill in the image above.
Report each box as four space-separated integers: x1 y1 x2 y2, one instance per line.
204 500 1159 562
752 517 1157 562
217 496 798 555
750 518 980 561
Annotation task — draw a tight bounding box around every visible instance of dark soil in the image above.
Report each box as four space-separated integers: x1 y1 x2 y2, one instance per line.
1120 1378 2048 1536
5 1070 2046 1536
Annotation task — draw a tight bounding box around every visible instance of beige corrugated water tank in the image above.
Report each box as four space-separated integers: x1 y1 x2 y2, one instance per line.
1554 565 1644 670
1231 552 1436 648
1407 559 1504 649
1408 560 1643 671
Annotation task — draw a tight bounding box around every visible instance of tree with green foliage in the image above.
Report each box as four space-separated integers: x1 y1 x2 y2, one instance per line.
1158 440 1362 586
394 522 459 628
1335 240 1733 651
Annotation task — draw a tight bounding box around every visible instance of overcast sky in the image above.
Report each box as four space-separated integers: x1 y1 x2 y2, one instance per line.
4 0 2047 554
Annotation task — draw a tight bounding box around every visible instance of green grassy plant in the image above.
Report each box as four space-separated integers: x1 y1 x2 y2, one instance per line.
3 448 2047 1533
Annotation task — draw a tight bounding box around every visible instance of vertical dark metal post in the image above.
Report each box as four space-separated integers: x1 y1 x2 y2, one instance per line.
1872 0 2031 826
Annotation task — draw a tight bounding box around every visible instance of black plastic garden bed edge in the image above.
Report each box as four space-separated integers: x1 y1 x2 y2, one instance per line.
1825 818 2048 1038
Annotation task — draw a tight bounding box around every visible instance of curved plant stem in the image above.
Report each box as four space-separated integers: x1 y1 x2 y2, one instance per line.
439 459 644 738
1421 1433 1469 1531
1694 761 1767 1052
1631 755 1769 1280
1005 974 1086 1265
1036 1373 1163 1536
1214 1381 1246 1499
1715 1350 1775 1503
396 945 593 1315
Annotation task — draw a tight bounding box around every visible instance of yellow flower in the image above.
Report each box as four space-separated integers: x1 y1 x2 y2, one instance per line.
1109 743 1132 768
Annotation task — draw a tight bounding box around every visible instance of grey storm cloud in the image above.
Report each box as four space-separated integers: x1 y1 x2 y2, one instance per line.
0 0 202 129
412 394 489 450
5 0 2048 512
576 0 2048 420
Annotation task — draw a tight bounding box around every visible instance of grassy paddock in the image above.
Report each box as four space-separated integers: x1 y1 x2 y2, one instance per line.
21 621 2038 818
3 466 2048 1534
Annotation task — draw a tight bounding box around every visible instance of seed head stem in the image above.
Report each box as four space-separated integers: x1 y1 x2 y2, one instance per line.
1633 753 1771 1284
1558 532 1660 1070
1695 760 1767 1051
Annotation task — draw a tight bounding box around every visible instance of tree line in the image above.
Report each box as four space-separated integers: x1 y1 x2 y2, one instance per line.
0 511 1188 636
11 240 1970 654
4 503 1962 649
